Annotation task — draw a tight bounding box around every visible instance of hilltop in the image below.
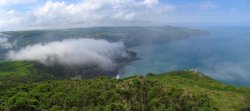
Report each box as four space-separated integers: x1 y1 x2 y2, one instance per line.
0 61 249 111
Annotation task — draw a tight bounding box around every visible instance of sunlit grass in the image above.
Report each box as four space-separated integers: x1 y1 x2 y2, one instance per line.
150 70 250 111
0 61 34 76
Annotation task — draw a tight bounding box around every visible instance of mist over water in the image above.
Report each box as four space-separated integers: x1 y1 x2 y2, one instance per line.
121 26 250 86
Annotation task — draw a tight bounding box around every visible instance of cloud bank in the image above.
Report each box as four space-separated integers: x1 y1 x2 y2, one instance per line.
7 38 128 70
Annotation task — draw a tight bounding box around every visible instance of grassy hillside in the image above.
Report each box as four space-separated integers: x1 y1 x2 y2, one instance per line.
0 62 249 111
0 61 57 90
0 61 34 76
150 71 250 111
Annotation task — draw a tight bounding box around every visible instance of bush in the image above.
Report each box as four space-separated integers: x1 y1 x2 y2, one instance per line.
0 76 214 111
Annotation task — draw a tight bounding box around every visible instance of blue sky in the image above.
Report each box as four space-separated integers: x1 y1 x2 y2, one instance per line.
0 0 249 31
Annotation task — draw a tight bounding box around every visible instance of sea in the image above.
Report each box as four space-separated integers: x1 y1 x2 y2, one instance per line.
120 26 250 86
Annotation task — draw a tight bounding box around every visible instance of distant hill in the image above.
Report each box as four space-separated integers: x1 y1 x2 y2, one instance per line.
0 61 249 111
2 26 209 49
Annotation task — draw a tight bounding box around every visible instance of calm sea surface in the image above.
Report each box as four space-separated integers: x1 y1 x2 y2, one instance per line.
121 26 250 86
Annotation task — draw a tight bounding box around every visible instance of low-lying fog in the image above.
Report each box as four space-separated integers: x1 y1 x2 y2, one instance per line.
7 38 128 70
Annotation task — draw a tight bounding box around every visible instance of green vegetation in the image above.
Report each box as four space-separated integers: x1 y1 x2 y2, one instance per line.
0 61 249 111
0 61 34 76
149 71 250 111
0 61 58 90
0 75 212 111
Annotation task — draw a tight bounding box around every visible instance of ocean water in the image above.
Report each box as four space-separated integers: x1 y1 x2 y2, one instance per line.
121 26 250 86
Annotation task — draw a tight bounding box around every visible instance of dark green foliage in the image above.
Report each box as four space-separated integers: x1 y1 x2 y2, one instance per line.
0 76 213 111
0 67 249 111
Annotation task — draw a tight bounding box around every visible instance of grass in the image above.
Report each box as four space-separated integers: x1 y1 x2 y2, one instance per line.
149 70 250 111
0 61 34 76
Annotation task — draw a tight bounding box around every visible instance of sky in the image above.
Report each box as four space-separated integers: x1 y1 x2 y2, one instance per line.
0 0 249 31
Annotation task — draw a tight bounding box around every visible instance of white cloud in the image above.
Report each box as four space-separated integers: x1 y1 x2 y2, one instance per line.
33 1 102 26
7 38 129 70
0 9 24 29
0 0 176 31
143 0 159 7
